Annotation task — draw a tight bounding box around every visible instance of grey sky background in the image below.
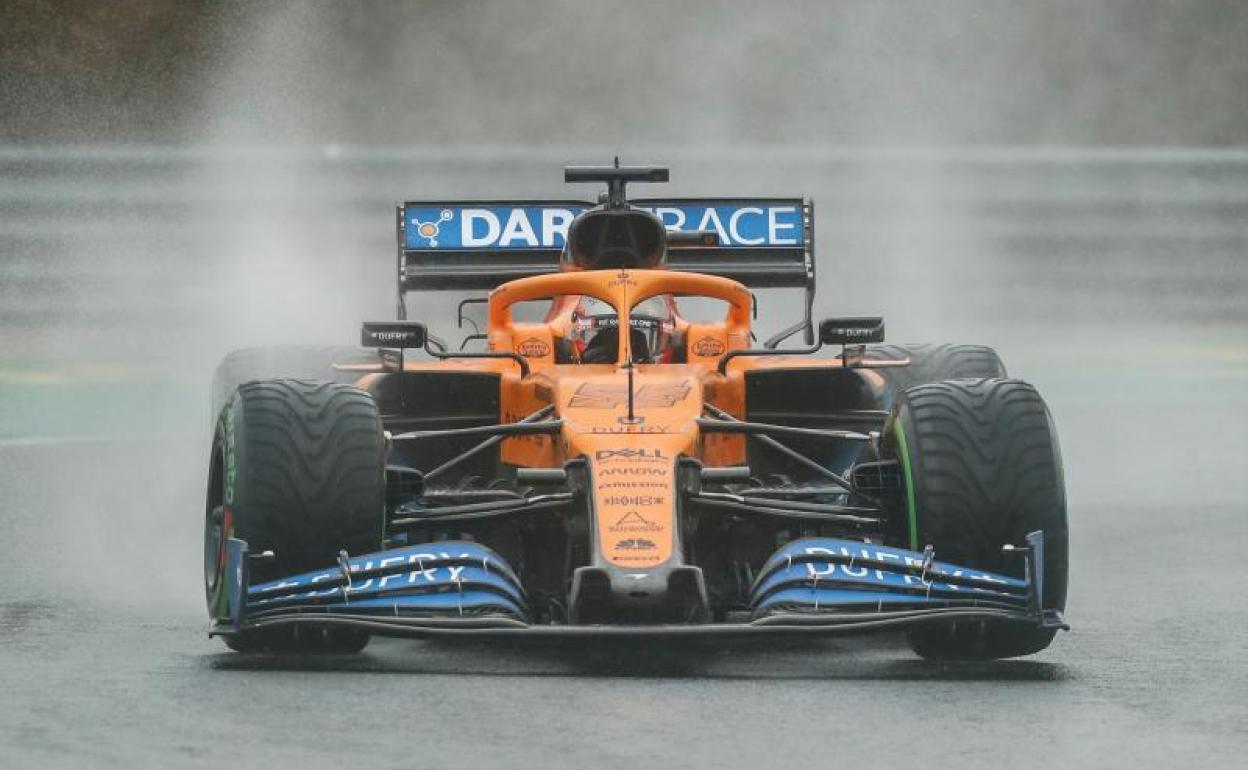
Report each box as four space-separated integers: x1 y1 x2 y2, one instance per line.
3 0 1247 147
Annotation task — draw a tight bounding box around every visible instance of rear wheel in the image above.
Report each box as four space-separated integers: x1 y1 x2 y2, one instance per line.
882 378 1068 659
211 346 384 418
204 379 386 653
867 344 1006 407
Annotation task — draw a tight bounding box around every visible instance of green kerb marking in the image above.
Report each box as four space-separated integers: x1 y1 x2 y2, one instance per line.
893 419 919 550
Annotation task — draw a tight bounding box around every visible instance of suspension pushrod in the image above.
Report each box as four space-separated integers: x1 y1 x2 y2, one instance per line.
696 418 869 442
391 494 572 526
693 491 877 516
691 496 880 526
421 405 555 482
701 404 882 508
393 419 562 442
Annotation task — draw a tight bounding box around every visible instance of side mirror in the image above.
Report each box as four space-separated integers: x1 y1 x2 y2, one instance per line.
819 317 884 345
361 321 427 349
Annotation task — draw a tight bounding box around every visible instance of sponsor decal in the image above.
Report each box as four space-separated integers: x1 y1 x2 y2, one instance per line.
692 336 726 357
609 511 663 533
410 209 454 247
403 202 804 251
593 452 673 568
569 382 690 409
251 550 480 603
603 495 665 506
590 425 670 434
801 545 1009 588
607 270 637 288
649 204 802 247
595 448 664 461
370 331 416 343
596 481 668 489
516 337 551 357
599 466 666 476
825 326 879 342
573 316 675 334
222 403 236 507
614 538 657 551
614 555 658 564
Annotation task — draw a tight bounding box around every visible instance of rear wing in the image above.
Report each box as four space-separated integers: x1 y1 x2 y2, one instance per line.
395 198 815 343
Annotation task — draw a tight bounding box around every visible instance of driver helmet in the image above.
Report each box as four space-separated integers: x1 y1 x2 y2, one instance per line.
570 296 675 363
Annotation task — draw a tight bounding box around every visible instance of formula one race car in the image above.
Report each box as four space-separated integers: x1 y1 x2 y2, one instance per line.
204 163 1069 659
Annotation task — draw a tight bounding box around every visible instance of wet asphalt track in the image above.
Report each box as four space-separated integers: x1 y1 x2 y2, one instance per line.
1 149 1246 768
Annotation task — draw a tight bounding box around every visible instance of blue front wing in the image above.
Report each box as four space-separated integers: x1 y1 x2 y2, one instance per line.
213 534 1064 640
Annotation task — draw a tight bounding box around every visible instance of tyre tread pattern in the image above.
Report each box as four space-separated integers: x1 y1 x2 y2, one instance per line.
898 378 1068 659
233 379 385 577
867 344 1006 402
211 345 381 417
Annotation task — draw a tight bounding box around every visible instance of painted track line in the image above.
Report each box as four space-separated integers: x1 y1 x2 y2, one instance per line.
0 432 199 449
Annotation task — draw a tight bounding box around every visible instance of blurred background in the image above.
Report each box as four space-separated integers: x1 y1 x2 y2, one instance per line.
0 2 1245 767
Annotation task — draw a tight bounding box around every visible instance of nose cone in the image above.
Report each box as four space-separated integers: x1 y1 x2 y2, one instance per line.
560 372 700 572
556 370 710 622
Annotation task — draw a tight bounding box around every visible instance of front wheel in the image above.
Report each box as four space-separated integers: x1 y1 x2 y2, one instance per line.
204 379 386 653
882 378 1068 659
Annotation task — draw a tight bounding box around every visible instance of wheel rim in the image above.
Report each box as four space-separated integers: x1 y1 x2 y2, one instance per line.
204 504 224 594
204 439 227 603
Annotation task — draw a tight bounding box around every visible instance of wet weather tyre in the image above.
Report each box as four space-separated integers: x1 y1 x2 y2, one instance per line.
204 379 386 653
867 344 1006 407
211 346 383 418
883 378 1068 659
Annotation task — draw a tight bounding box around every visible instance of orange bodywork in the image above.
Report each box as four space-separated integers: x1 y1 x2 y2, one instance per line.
400 269 846 570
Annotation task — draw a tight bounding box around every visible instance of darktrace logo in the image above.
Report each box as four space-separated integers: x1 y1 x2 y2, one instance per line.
410 209 453 246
